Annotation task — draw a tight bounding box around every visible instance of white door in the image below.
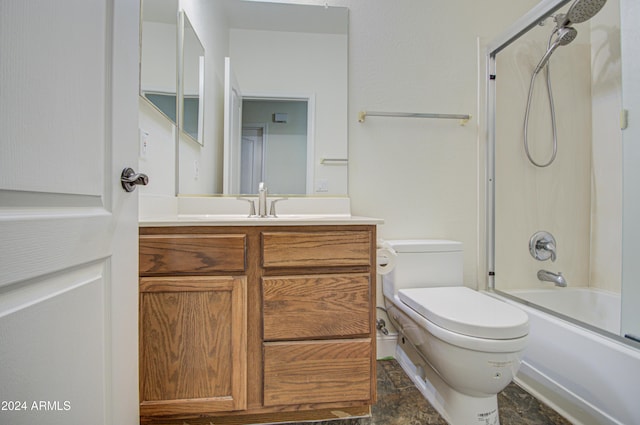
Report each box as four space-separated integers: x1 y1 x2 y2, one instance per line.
0 1 139 424
223 57 243 194
240 127 266 194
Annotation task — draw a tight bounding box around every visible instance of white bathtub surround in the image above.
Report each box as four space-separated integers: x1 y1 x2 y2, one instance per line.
491 291 640 425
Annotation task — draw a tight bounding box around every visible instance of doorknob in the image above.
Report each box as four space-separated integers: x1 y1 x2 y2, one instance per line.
121 167 149 192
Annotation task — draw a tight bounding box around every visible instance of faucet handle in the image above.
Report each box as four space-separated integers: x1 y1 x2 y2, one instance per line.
269 197 288 217
236 197 256 217
537 240 557 261
529 231 557 262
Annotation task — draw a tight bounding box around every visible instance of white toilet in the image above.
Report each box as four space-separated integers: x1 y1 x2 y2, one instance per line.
381 240 529 425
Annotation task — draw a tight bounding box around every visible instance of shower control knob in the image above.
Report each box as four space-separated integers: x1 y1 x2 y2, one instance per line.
529 231 557 262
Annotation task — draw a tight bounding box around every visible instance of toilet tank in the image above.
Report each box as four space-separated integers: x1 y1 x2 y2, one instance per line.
382 240 463 298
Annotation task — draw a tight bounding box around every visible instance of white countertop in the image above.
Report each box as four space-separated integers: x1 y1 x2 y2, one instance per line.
140 214 383 227
138 195 383 226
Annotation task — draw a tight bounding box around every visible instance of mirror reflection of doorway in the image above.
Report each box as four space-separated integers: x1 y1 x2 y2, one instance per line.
240 126 265 194
241 99 308 194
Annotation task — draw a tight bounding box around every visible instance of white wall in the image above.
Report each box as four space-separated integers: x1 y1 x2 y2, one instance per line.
338 0 539 287
139 99 177 196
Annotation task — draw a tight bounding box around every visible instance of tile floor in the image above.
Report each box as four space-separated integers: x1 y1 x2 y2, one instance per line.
288 359 571 425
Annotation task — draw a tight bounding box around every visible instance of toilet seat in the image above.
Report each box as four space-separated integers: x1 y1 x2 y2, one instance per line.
398 286 529 340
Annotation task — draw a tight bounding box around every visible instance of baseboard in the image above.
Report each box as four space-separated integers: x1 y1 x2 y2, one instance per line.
376 333 398 359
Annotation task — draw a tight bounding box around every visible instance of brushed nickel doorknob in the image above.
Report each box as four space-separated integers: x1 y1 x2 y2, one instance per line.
121 167 149 192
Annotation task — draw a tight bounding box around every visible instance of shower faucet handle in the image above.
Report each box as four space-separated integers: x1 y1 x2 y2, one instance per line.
536 239 557 262
529 231 557 262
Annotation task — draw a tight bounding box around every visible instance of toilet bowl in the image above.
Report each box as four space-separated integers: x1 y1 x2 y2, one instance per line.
380 240 528 425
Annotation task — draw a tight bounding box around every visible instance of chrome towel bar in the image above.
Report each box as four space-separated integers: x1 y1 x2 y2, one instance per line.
320 158 348 165
358 110 471 125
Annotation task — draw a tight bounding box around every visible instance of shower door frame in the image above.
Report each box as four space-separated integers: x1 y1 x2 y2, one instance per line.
485 0 640 350
485 0 572 292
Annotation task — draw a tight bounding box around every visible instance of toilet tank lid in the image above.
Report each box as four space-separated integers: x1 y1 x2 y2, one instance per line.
385 239 462 253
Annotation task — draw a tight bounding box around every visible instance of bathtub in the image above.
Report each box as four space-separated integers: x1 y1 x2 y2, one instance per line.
509 287 620 334
490 288 640 425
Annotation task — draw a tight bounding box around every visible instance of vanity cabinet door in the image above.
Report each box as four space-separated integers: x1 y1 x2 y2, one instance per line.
139 276 247 417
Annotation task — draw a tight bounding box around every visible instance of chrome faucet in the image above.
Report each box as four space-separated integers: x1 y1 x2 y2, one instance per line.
537 270 567 287
258 182 268 217
530 231 557 262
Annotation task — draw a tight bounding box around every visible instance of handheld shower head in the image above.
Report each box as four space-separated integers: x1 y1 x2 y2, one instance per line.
562 0 607 25
524 0 606 168
533 26 578 73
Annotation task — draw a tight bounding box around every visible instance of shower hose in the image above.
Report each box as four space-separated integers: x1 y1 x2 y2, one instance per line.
523 32 558 168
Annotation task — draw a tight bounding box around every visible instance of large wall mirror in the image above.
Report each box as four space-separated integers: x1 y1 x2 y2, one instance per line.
179 0 348 196
179 11 205 146
140 0 178 124
221 1 348 197
140 1 203 143
140 0 349 197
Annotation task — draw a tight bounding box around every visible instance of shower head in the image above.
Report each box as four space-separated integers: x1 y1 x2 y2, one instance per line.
562 0 607 25
554 26 579 45
533 26 578 73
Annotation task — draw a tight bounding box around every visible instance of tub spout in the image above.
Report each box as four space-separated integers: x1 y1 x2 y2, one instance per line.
537 269 567 287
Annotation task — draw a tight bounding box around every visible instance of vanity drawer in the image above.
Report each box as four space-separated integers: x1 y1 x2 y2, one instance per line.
139 234 246 275
261 230 371 268
262 274 371 340
263 339 372 406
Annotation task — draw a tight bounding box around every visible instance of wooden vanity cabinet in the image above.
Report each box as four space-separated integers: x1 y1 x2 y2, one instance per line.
261 230 376 407
138 233 248 419
138 225 376 425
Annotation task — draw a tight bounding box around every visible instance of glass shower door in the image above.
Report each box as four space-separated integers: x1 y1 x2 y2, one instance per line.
620 0 640 345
